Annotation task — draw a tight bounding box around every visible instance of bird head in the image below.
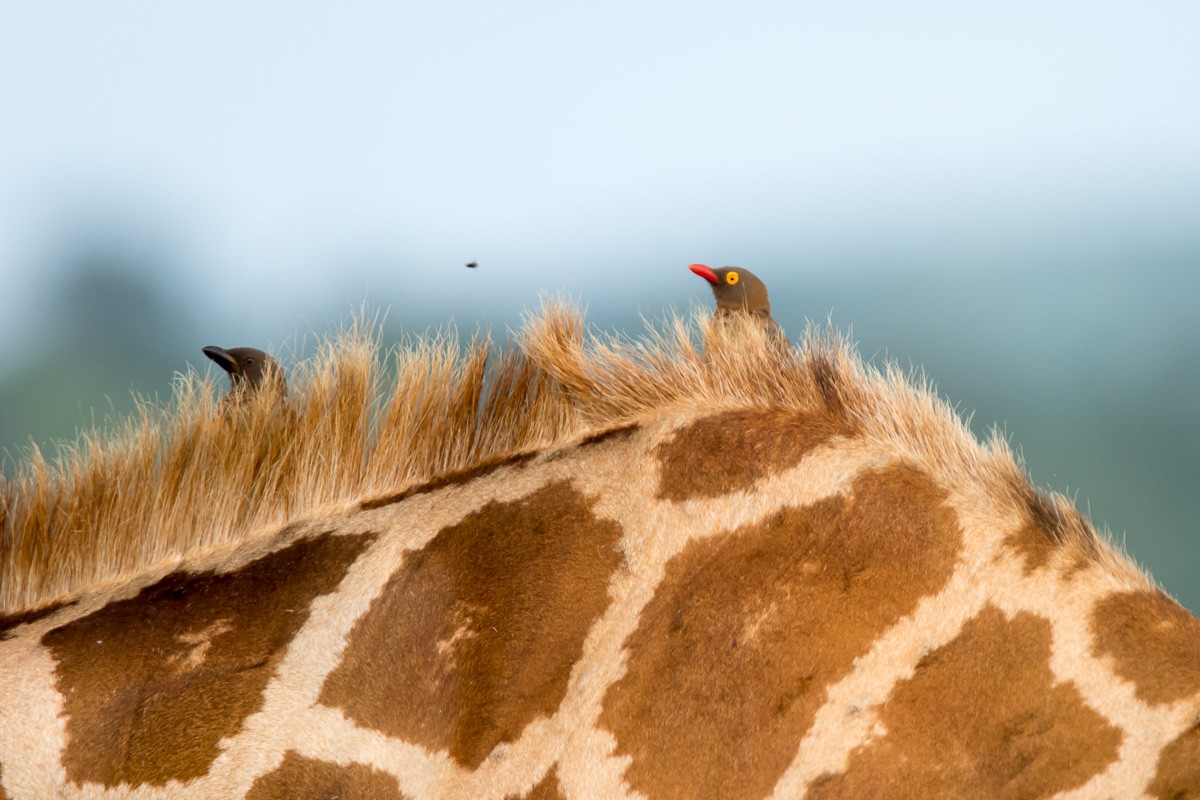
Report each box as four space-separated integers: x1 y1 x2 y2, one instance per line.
688 264 772 319
202 346 286 396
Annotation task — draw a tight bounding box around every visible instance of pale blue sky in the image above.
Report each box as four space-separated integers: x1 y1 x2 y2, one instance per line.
1 1 1198 348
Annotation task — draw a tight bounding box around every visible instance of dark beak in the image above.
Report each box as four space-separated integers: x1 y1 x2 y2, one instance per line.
689 263 719 284
202 346 239 375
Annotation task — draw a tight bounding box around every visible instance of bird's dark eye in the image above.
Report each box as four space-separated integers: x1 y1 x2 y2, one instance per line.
245 357 255 366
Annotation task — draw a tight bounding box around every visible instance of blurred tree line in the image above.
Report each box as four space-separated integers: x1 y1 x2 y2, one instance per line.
0 253 199 464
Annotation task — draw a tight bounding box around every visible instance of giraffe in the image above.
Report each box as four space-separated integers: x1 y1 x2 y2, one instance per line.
0 304 1197 799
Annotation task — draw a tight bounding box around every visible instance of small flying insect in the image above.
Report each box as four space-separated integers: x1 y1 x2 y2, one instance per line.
466 261 478 268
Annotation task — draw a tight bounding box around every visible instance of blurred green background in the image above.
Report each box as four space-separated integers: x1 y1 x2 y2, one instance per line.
1 2 1196 611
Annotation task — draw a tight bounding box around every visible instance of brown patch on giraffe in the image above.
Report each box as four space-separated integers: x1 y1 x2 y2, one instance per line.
506 768 566 800
1004 480 1066 573
600 464 961 800
42 530 375 788
1149 720 1200 799
0 598 74 641
655 409 852 502
245 751 408 800
579 421 640 449
1003 477 1100 574
321 480 622 769
544 422 642 463
809 352 847 419
0 762 8 800
808 606 1121 799
1092 589 1200 705
1004 518 1059 573
1019 480 1067 541
359 451 538 510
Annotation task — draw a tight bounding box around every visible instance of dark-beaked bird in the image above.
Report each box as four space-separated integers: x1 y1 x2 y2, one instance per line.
202 346 287 400
688 263 786 343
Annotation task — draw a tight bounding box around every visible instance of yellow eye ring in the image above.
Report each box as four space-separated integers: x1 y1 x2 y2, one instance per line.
725 271 739 285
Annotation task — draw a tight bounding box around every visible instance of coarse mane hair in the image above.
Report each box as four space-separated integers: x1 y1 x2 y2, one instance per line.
0 301 1137 613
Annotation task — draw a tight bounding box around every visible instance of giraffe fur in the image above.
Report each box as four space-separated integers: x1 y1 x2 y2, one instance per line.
0 303 1197 799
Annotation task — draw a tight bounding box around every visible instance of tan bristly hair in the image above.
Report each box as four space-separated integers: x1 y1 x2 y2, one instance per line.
0 300 1140 614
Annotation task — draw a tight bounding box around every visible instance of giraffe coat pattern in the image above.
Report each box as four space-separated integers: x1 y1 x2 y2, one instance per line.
1 305 1197 799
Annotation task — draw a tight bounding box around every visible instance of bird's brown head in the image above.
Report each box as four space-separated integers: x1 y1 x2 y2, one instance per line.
202 346 286 396
689 263 772 319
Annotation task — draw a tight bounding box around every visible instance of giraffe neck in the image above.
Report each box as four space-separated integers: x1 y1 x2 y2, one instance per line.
1 406 1197 799
3 307 1198 798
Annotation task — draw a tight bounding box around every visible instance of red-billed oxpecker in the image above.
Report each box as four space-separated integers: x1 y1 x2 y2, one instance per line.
688 263 786 345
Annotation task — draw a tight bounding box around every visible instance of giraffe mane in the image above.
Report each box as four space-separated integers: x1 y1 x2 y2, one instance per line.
0 300 1141 613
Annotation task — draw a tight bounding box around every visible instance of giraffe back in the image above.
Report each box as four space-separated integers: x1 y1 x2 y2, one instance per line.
1 306 1197 799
